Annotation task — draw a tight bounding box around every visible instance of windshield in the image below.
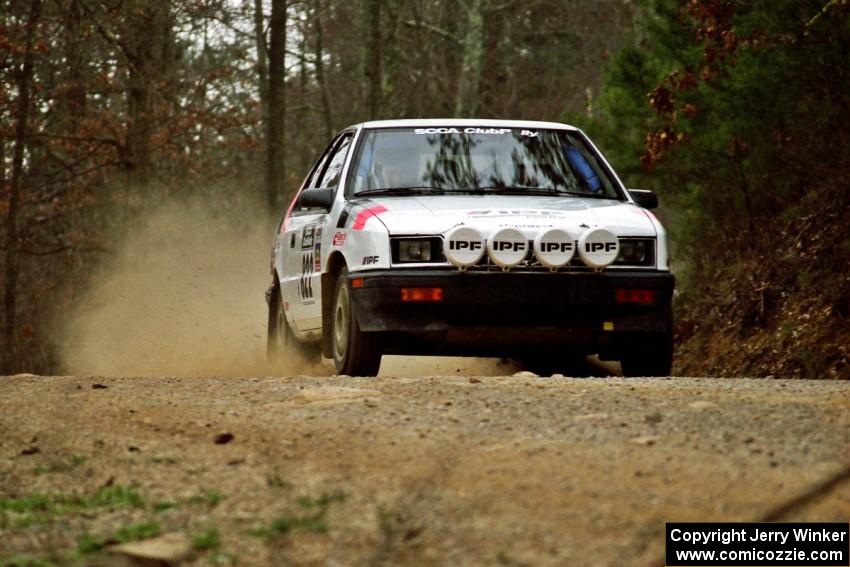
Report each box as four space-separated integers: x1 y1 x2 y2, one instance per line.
347 127 621 198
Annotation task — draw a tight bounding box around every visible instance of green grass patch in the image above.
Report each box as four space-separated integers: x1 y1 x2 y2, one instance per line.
85 485 145 509
188 489 222 507
114 521 161 543
0 484 145 528
146 456 178 465
0 493 53 514
32 455 86 475
250 491 345 538
191 527 221 551
77 521 162 555
76 532 107 555
152 500 178 513
295 491 345 510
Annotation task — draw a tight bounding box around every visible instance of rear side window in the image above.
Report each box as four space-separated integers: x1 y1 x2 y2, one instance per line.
304 138 337 189
315 134 353 189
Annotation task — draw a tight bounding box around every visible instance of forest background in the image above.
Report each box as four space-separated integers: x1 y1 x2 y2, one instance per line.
1 0 847 378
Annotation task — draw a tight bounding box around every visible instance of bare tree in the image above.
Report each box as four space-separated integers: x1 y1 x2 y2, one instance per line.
123 1 176 188
455 0 484 117
266 0 288 210
3 0 42 366
363 0 382 119
314 0 334 140
254 0 269 129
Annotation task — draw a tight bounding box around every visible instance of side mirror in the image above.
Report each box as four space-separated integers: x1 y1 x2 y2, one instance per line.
628 188 659 210
299 187 334 209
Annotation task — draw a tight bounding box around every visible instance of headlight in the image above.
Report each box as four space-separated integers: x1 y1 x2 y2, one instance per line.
397 239 432 262
615 239 655 266
618 240 646 263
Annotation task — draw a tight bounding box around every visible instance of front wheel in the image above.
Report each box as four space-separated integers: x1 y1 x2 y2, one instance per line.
331 268 382 376
619 328 673 377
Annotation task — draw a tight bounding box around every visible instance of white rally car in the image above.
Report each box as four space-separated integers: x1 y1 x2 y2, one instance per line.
267 119 674 377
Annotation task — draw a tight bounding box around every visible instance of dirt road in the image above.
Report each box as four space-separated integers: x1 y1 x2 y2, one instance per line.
1 369 848 566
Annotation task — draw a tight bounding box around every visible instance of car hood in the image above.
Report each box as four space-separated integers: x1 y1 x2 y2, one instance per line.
358 195 657 237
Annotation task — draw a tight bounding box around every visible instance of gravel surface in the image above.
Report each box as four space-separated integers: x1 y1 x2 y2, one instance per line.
1 372 848 566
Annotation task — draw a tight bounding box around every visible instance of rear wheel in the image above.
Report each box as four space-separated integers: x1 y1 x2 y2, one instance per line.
331 268 382 376
267 283 320 371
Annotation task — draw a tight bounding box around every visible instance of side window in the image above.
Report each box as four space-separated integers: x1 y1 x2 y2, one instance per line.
305 137 338 189
315 134 353 189
289 134 344 216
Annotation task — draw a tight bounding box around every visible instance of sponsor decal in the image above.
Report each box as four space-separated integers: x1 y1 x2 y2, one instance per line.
493 241 524 251
414 127 512 135
352 205 388 230
542 241 574 252
504 223 555 229
301 225 315 249
487 227 528 268
362 255 379 265
586 241 617 253
533 227 575 268
577 227 619 269
444 225 486 268
332 231 347 246
299 251 315 302
466 209 566 218
448 240 483 251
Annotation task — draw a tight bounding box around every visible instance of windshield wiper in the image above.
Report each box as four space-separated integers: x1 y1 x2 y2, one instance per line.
475 186 563 196
476 186 610 198
355 186 446 196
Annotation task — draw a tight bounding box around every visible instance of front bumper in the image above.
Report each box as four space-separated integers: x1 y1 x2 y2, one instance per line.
348 269 674 355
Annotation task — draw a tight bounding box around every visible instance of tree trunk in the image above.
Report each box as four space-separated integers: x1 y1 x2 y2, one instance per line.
363 0 382 119
63 0 86 133
314 0 334 141
267 0 288 210
381 0 401 116
297 31 309 173
254 0 269 131
4 0 42 367
124 1 174 189
455 0 484 117
478 4 508 118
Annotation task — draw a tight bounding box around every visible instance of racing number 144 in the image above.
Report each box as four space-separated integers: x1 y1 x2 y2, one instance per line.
300 252 314 301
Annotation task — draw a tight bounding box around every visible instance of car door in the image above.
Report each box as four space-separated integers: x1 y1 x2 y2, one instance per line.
280 132 354 334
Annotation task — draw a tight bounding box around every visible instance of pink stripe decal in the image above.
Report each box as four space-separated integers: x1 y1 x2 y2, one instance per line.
351 205 388 230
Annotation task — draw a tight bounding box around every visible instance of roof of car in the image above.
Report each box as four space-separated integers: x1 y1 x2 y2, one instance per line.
354 118 580 131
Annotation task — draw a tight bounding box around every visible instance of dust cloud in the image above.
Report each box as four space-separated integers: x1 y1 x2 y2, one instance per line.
59 198 516 377
60 199 274 376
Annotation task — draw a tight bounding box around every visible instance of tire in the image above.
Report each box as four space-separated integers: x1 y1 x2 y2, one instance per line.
267 283 320 371
331 268 382 376
619 328 673 377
